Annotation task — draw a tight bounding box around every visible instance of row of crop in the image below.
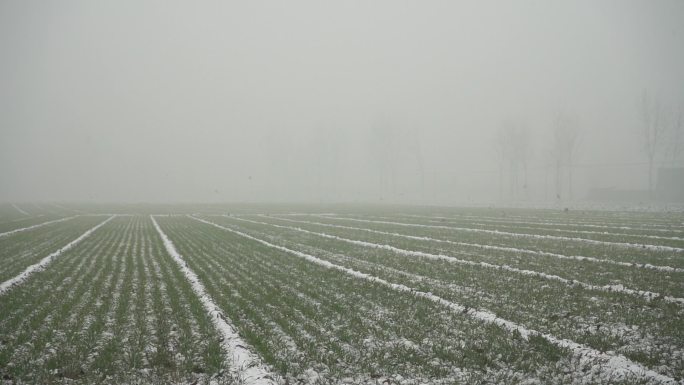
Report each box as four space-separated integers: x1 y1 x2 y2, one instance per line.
391 208 684 228
0 203 79 223
0 216 127 382
143 216 228 378
317 214 684 252
0 216 106 282
296 214 684 267
259 215 684 298
3 210 680 383
0 204 32 222
0 214 65 234
211 215 684 380
390 213 684 231
159 216 422 381
0 216 224 384
383 214 684 242
158 215 649 384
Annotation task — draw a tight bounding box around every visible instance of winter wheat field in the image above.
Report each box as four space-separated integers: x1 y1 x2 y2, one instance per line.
0 203 682 385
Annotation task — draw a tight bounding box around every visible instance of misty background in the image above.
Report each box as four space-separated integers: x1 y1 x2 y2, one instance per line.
1 0 683 205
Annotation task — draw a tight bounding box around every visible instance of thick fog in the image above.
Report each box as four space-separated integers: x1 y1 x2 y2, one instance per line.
1 0 683 204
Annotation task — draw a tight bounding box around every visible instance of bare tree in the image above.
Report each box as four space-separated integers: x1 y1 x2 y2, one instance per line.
542 148 555 201
494 127 509 201
553 112 580 201
369 118 397 201
667 108 683 166
641 90 665 196
513 126 531 200
406 130 425 203
495 121 530 201
309 123 341 203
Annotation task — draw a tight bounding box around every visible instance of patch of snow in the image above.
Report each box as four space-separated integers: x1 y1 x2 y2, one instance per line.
0 215 115 295
269 216 684 273
0 216 77 238
399 215 684 241
191 216 677 385
317 215 684 253
399 213 684 232
11 203 30 216
236 217 684 305
150 215 278 385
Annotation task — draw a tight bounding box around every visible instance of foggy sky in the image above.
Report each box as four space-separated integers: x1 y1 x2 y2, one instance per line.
1 0 683 204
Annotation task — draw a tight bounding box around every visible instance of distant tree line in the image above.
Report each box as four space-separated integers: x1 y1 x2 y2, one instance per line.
640 90 683 197
495 113 579 203
494 90 682 203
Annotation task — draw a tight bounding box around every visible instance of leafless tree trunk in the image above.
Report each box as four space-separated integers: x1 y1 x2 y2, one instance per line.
498 160 503 201
641 91 664 197
543 149 554 201
494 127 508 201
544 161 550 201
407 131 425 203
555 158 562 201
668 109 683 166
496 121 529 201
553 113 580 201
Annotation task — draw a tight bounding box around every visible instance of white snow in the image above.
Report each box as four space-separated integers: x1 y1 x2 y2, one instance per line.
268 216 684 274
399 216 684 241
0 214 45 225
0 215 115 295
191 216 677 385
315 215 684 253
11 203 30 216
150 215 278 385
0 216 77 238
232 216 684 306
399 213 684 232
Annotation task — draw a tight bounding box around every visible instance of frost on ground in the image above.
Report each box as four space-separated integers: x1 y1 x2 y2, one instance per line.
0 216 76 238
0 208 682 384
151 215 278 385
0 215 114 295
232 216 684 305
267 215 684 273
315 215 684 252
191 215 679 385
10 204 29 216
0 217 231 385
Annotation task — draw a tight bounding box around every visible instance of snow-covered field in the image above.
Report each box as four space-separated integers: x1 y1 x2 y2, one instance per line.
0 205 682 384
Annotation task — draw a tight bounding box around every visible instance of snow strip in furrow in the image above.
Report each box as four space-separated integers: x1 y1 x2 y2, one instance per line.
396 216 684 241
316 215 684 252
11 203 29 216
51 202 68 210
400 214 684 234
0 215 115 295
150 215 277 385
79 213 135 217
279 212 684 230
396 211 684 228
0 216 77 238
0 214 44 225
269 216 684 273
233 217 684 305
191 216 677 385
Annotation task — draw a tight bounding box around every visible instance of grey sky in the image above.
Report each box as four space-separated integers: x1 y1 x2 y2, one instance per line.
1 0 683 204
